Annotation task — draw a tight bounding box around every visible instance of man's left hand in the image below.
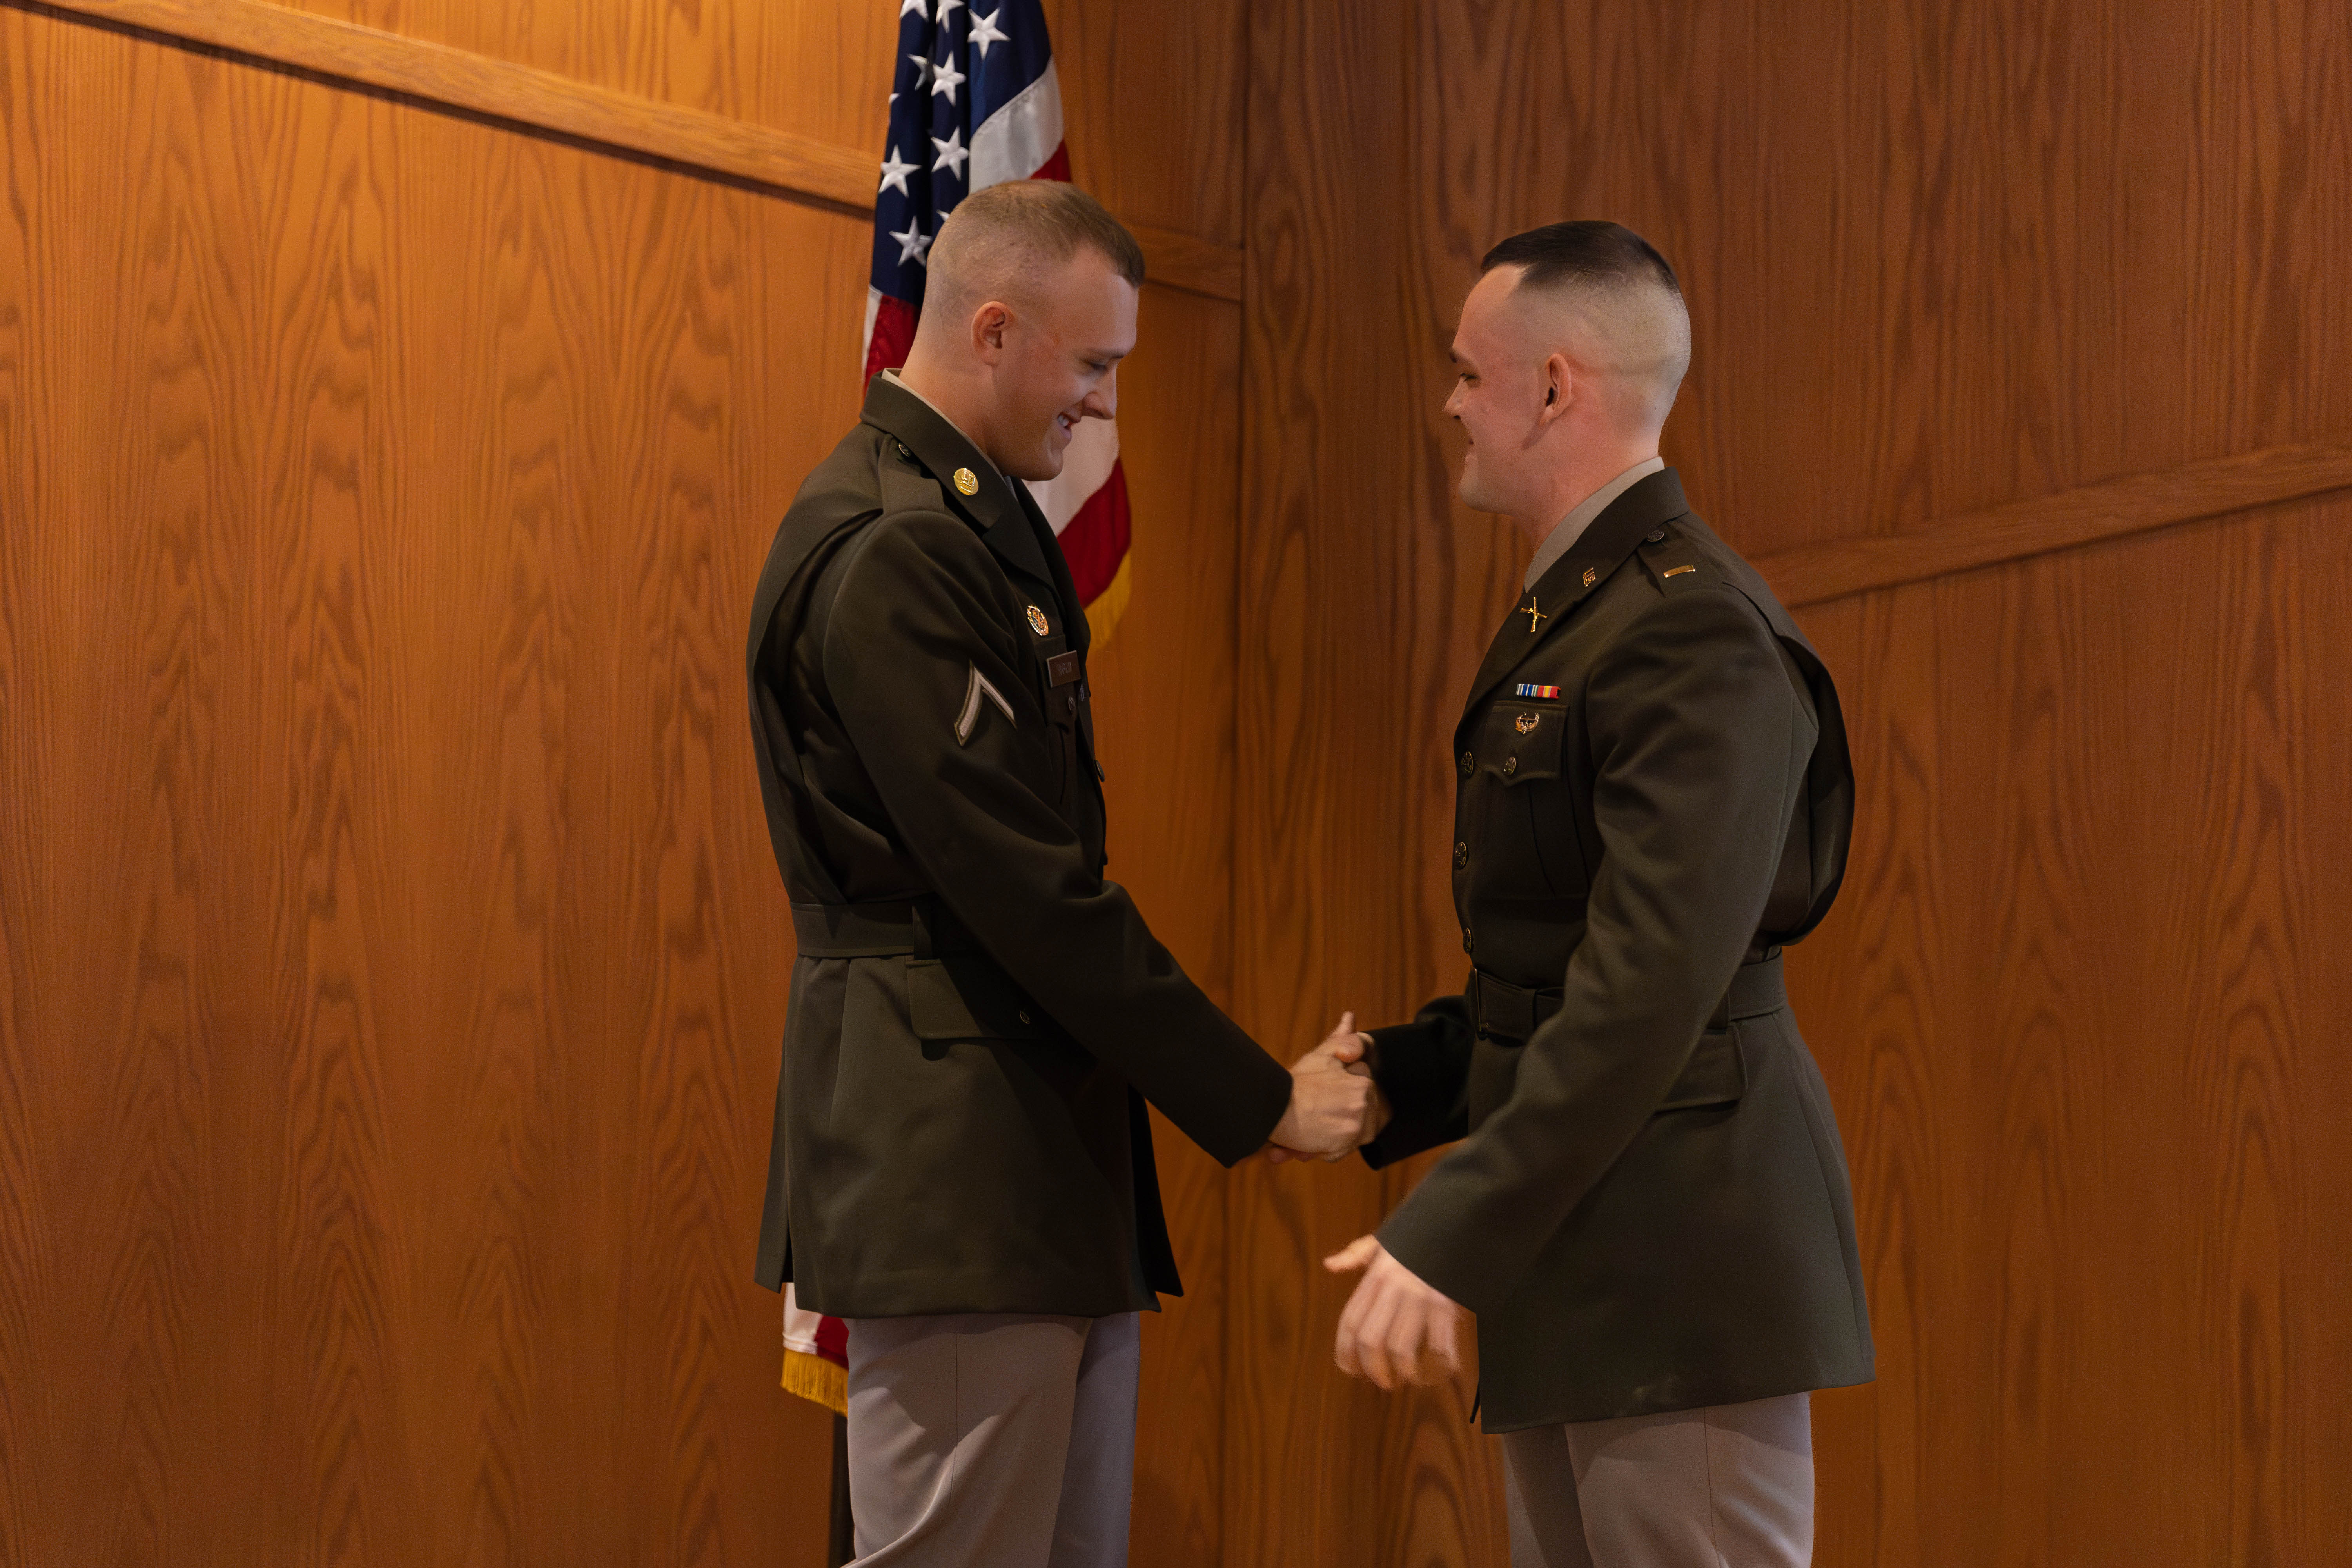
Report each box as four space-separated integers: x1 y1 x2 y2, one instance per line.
1325 1235 1464 1390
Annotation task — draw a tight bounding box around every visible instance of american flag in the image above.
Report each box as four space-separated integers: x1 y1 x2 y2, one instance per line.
783 0 1136 1419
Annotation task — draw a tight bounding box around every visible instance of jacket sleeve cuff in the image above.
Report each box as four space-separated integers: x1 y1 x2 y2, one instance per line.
1197 1045 1296 1167
1375 1196 1502 1316
1358 1005 1472 1169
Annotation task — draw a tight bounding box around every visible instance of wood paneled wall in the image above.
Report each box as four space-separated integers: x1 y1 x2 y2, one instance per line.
0 2 1246 1563
1230 0 2352 1564
8 0 2349 1564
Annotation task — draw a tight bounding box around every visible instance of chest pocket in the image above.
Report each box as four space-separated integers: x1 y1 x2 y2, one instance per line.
1475 702 1586 897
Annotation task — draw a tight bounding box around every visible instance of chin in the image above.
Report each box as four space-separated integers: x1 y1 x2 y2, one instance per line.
1014 450 1065 484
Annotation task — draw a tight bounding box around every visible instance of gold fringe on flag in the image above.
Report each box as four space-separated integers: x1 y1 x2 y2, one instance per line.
1083 554 1134 650
781 1347 848 1416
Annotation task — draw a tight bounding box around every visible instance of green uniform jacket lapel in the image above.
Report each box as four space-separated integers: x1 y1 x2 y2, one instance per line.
860 376 1083 645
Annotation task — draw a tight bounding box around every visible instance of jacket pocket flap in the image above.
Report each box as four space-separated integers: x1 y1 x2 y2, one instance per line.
1656 1027 1746 1111
905 956 1050 1041
1481 702 1566 784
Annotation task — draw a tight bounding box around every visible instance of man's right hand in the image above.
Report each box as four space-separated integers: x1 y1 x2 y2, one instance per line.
1268 1012 1381 1160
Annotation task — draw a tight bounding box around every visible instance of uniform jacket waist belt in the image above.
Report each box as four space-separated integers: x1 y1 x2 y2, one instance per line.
791 898 984 959
1470 955 1785 1112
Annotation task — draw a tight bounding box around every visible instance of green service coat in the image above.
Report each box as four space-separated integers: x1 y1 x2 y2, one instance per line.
745 376 1290 1319
1365 469 1875 1430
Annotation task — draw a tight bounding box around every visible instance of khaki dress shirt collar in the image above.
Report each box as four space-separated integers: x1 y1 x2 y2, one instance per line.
1523 456 1668 590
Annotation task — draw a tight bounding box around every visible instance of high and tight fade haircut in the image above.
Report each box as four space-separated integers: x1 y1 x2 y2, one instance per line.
927 181 1146 321
1479 220 1681 299
1478 220 1691 424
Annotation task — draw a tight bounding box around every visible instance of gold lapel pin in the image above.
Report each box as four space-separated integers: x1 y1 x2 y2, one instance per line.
954 467 980 496
1026 605 1050 636
1582 565 1598 588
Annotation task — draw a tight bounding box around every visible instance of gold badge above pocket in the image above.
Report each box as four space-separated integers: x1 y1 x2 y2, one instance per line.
1515 712 1540 735
1025 604 1050 636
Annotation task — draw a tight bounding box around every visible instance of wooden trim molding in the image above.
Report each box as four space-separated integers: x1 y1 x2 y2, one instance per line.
1760 442 2352 608
16 0 1246 302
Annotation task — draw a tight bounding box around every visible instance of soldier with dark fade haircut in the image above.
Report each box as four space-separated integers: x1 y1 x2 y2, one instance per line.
1324 221 1874 1568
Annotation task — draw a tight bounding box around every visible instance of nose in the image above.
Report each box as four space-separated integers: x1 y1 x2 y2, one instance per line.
1442 379 1464 417
1083 366 1117 420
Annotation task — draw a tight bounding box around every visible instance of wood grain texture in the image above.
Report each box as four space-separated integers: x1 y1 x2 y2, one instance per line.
1049 0 1247 250
0 8 858 1563
1792 497 2352 1566
12 0 1248 300
249 0 1249 254
1232 0 2352 1563
1757 441 2352 608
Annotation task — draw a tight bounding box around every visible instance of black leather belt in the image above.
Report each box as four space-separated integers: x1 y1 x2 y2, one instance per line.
790 898 981 959
1468 953 1787 1112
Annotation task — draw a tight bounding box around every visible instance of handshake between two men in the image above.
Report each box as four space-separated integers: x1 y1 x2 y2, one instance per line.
1260 1013 1470 1397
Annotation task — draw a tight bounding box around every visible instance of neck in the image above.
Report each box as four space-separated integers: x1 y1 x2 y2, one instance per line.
1510 437 1661 544
895 350 1000 468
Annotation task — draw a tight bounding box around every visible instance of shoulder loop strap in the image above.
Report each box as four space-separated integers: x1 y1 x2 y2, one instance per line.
1635 525 1716 593
880 451 974 534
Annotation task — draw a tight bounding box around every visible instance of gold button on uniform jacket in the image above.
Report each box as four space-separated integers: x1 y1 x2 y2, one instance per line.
746 377 1291 1319
1365 469 1875 1430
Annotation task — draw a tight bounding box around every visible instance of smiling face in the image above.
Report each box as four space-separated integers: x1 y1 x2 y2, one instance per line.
979 248 1138 481
1444 267 1552 520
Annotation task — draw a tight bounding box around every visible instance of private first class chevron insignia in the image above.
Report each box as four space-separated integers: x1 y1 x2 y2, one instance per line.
955 662 1017 745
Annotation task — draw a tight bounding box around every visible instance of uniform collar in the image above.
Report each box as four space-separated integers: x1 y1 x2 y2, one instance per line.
861 374 1057 590
1523 456 1666 589
1460 468 1693 722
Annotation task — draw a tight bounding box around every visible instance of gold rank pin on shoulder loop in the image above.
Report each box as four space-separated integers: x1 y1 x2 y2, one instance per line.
954 467 980 496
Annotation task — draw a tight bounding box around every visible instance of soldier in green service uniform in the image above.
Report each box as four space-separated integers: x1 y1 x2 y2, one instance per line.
742 181 1376 1565
1323 223 1875 1568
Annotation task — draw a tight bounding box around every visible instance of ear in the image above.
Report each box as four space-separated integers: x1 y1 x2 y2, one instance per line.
1536 352 1574 428
970 302 1011 364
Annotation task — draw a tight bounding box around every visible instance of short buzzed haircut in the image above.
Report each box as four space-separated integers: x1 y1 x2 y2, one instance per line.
1481 220 1691 424
926 181 1146 323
